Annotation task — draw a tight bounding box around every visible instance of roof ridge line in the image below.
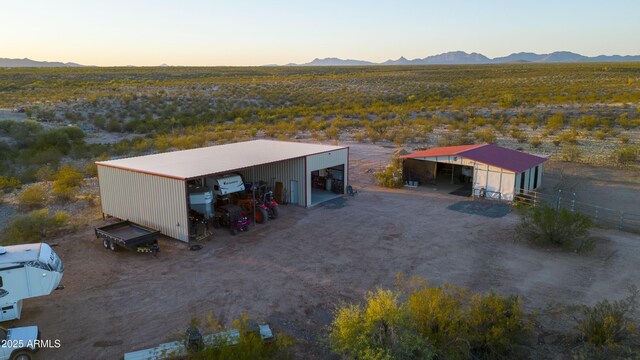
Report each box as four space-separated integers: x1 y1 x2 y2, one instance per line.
455 143 487 155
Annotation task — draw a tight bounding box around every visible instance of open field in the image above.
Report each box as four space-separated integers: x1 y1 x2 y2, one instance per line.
3 143 638 360
0 63 638 185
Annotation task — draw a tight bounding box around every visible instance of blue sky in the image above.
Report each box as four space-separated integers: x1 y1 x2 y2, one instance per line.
2 0 639 66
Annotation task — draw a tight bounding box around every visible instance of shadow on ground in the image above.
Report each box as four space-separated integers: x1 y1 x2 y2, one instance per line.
447 200 511 218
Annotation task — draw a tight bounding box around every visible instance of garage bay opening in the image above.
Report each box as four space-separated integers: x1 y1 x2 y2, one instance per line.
310 164 345 206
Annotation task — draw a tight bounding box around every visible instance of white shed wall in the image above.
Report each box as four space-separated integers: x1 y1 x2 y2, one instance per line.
471 163 516 200
97 166 189 242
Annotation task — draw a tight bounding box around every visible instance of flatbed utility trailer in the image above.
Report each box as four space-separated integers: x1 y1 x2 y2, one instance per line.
124 324 274 360
95 221 160 254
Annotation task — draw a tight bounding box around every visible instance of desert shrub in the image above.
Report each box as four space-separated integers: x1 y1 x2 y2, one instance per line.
529 136 542 148
509 126 527 143
185 313 293 360
576 286 639 347
613 146 638 165
35 164 55 181
325 125 340 140
330 288 434 360
85 162 98 177
546 113 565 130
0 176 20 192
330 277 528 360
374 157 403 188
474 128 496 143
561 145 582 162
2 208 69 244
515 204 594 251
52 164 84 200
557 130 579 145
407 280 527 360
18 183 48 208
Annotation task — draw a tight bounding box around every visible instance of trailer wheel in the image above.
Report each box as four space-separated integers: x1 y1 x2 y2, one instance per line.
102 239 110 249
11 350 33 360
109 241 117 252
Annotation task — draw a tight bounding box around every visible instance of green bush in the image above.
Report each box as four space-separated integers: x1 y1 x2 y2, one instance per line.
0 176 20 192
52 164 84 200
407 280 527 359
330 288 434 360
474 128 496 143
330 277 528 360
575 286 639 356
613 146 638 165
561 145 582 162
529 136 542 148
374 157 404 188
2 208 69 245
515 204 594 251
18 183 48 208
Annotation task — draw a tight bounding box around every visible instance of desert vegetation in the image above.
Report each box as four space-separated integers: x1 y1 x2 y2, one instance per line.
330 276 530 360
515 204 595 252
0 63 638 185
330 277 640 360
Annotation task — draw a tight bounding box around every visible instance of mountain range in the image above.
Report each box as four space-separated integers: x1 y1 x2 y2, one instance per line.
3 51 640 67
0 58 84 67
287 51 640 66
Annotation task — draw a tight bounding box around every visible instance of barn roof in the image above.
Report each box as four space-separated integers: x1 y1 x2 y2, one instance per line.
96 140 347 180
400 144 547 172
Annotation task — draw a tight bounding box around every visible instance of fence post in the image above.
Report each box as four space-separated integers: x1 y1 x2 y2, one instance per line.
619 212 625 230
556 196 562 211
571 199 575 212
594 209 599 223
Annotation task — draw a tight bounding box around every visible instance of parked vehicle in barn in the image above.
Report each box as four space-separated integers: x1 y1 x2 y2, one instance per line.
0 325 40 360
212 205 250 235
236 198 270 224
208 174 245 196
0 243 64 322
95 221 160 255
258 191 280 219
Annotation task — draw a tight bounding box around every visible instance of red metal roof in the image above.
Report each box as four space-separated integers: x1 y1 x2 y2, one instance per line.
401 144 547 172
399 144 483 158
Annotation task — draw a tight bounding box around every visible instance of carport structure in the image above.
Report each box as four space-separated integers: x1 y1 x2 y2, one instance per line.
400 144 547 200
96 140 348 242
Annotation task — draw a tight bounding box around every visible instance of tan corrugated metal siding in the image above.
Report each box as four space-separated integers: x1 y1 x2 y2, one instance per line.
306 149 349 207
237 157 306 206
97 165 189 242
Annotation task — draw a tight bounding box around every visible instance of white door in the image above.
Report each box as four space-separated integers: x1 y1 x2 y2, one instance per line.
290 180 298 205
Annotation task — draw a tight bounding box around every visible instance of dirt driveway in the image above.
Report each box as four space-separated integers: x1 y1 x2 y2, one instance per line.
9 143 640 360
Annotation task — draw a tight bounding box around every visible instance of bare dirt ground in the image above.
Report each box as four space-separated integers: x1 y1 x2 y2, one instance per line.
542 160 640 215
3 142 640 360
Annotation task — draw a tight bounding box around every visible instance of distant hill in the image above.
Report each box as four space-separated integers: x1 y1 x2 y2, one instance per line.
294 57 376 66
0 58 84 67
283 51 640 66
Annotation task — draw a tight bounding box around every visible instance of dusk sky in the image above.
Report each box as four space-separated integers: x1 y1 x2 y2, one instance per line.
2 0 639 66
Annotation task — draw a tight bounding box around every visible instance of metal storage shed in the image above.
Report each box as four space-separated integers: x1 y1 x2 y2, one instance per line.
400 144 547 200
96 140 349 242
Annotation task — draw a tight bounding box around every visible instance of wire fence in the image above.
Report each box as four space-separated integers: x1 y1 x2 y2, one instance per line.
513 190 640 234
